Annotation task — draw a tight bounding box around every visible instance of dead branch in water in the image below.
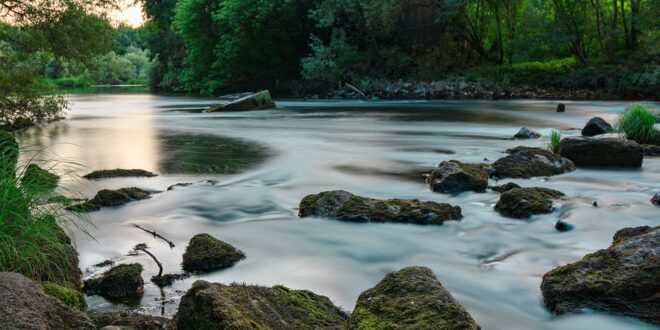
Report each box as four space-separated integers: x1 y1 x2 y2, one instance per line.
345 83 368 100
133 224 175 249
133 243 163 278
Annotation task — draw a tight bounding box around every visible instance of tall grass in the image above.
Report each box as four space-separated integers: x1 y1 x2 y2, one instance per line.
615 104 659 145
548 129 562 153
0 131 89 287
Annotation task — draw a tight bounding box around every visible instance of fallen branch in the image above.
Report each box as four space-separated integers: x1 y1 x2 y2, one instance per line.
133 224 175 249
133 243 163 278
345 83 369 100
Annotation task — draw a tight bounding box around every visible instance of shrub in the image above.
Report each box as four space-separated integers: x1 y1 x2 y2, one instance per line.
548 129 561 153
615 104 659 145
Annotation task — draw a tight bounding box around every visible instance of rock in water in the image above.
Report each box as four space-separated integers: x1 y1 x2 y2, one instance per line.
426 160 490 193
348 266 479 329
176 281 347 329
299 190 462 225
90 311 173 329
558 137 643 167
182 234 245 273
556 103 565 112
83 263 144 301
69 187 152 212
494 187 565 219
652 193 660 206
208 90 276 112
83 168 157 179
492 147 575 178
514 127 541 139
643 144 660 157
490 182 521 193
541 226 660 324
581 117 612 136
0 272 94 329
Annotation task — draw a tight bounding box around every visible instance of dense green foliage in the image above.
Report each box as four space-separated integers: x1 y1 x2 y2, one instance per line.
615 104 659 145
141 0 658 97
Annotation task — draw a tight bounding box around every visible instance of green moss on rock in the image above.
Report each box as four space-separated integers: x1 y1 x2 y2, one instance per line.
21 164 59 192
492 147 575 178
176 280 347 329
41 282 85 310
299 190 462 225
208 90 276 112
83 168 157 179
494 187 565 218
541 226 659 324
68 187 151 212
426 160 490 193
182 234 245 273
83 263 144 301
348 266 479 329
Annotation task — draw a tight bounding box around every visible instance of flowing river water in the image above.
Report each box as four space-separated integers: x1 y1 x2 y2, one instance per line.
17 94 659 329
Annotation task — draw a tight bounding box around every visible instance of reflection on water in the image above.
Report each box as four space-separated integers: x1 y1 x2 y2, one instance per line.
16 95 659 329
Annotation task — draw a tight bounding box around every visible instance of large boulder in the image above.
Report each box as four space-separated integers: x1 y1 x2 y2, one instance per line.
541 226 659 324
83 168 157 179
494 187 565 219
299 190 462 225
426 160 489 193
513 127 541 139
208 90 276 112
182 234 245 273
558 137 643 167
83 263 144 301
0 272 94 329
652 193 660 206
581 117 612 136
69 187 152 212
348 266 479 329
492 147 575 178
176 280 348 329
90 311 173 329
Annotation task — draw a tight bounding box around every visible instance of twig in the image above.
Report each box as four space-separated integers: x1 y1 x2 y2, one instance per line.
133 224 175 249
345 83 369 100
133 244 163 278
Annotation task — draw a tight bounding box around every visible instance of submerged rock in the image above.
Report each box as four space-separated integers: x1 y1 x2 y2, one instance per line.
643 144 660 157
0 272 94 329
69 187 152 212
299 190 462 225
176 280 347 329
426 160 490 193
21 164 59 192
208 90 276 112
348 266 479 329
558 137 643 167
490 182 521 193
541 226 660 324
83 263 144 301
514 127 541 139
90 311 173 329
152 273 190 287
492 147 575 178
652 193 660 206
581 117 612 136
494 187 565 218
556 103 565 112
554 220 574 232
182 234 245 273
83 168 157 179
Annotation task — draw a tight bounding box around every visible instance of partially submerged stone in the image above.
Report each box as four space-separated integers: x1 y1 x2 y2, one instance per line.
0 272 94 329
176 281 347 329
69 187 151 212
299 190 463 225
490 182 521 193
541 226 660 324
514 127 541 139
182 234 245 273
651 193 660 206
348 266 479 329
83 263 144 301
492 147 575 178
581 117 612 136
208 90 276 112
151 273 190 287
494 187 565 219
558 137 643 167
643 144 660 157
21 164 59 192
90 311 173 330
426 160 490 193
83 168 157 179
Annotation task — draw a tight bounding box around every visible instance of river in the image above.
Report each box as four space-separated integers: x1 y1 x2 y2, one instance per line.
17 94 659 329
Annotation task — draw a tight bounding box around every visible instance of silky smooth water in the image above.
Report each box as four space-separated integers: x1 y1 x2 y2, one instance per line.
17 94 659 329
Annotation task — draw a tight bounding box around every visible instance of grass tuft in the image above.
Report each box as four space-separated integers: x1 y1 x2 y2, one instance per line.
615 104 659 145
548 129 562 153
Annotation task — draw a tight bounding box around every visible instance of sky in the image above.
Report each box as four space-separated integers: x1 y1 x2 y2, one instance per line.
112 0 144 27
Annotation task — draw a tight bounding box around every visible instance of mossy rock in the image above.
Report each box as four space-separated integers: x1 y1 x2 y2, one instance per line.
21 164 59 192
83 263 144 301
182 234 245 273
41 282 85 310
348 266 479 329
489 182 520 193
541 226 659 324
208 90 276 112
581 117 612 137
492 147 575 178
299 190 462 225
558 137 643 167
83 168 157 179
494 187 565 218
176 280 347 329
426 160 490 193
89 311 173 329
68 187 151 212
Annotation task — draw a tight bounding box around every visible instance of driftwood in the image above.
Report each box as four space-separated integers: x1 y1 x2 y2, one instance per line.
133 224 175 249
133 243 163 277
345 83 369 100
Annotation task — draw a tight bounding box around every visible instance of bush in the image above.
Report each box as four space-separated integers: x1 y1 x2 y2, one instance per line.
615 104 659 145
548 129 561 153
